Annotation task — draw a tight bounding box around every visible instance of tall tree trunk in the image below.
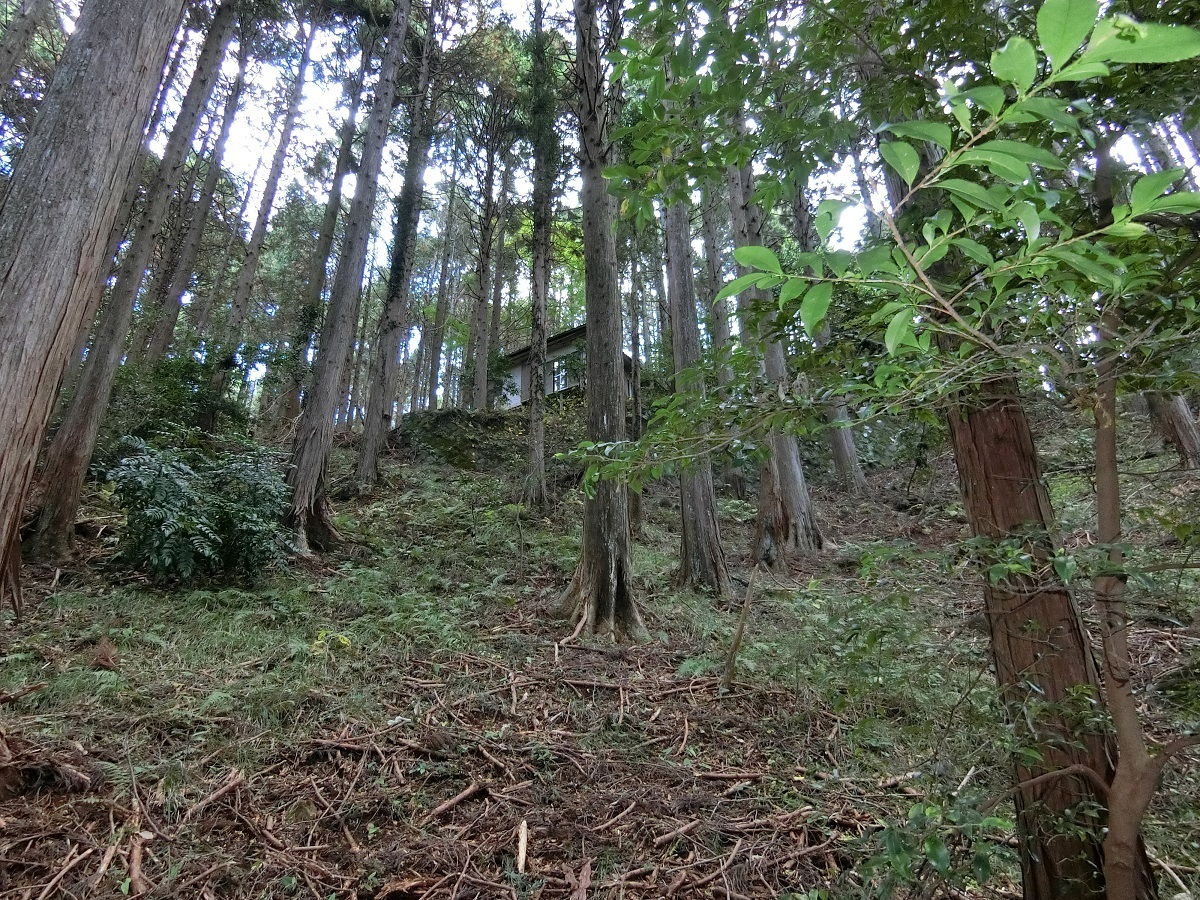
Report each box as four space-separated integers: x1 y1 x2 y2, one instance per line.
524 0 554 508
726 159 824 567
287 0 411 551
792 179 868 495
468 146 499 409
424 147 461 411
0 0 53 94
144 43 248 365
209 19 316 417
56 25 190 405
488 161 513 358
664 197 732 596
948 386 1119 900
277 60 366 427
28 0 236 560
1146 391 1200 469
556 0 644 640
357 19 436 485
0 0 186 607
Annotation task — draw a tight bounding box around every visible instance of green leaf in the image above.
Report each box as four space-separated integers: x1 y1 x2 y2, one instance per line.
1130 168 1183 214
884 308 913 355
778 278 807 305
973 139 1065 169
1014 200 1041 244
733 245 781 273
956 149 1031 184
881 140 921 186
800 282 833 335
1099 22 1200 64
857 243 897 276
714 273 763 302
991 37 1038 91
925 836 952 874
959 85 1007 116
882 120 953 151
1052 59 1110 80
1146 192 1200 214
939 178 1001 210
951 237 994 266
1052 555 1078 583
1037 0 1099 71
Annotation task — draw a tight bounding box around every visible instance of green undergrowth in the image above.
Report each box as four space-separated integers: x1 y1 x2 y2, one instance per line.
3 405 1199 895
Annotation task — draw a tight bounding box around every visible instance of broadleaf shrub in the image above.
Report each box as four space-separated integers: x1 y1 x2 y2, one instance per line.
109 432 291 583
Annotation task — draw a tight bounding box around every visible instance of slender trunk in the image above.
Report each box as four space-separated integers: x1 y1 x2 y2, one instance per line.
792 179 868 495
664 196 732 596
0 0 53 94
726 158 823 567
0 0 186 606
425 149 461 410
1146 391 1200 469
525 0 554 507
948 384 1120 900
287 0 412 551
144 45 248 364
649 224 670 366
469 147 499 409
209 20 315 417
557 0 644 641
357 22 436 484
29 0 236 560
488 162 513 358
278 61 366 426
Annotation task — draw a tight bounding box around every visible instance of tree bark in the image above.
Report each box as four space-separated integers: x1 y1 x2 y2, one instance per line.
488 161 514 358
726 159 824 566
947 384 1124 900
143 43 248 365
287 0 411 551
1146 391 1200 469
664 197 732 596
525 0 554 507
468 141 499 409
556 0 644 640
0 0 53 94
356 19 437 484
424 145 461 411
0 0 186 605
208 19 316 419
28 0 235 560
277 58 366 427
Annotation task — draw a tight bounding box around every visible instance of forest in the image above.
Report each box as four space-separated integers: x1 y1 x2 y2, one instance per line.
0 0 1198 897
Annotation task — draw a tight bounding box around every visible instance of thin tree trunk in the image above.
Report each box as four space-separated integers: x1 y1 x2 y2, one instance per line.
0 0 53 94
556 0 644 641
357 18 437 484
1146 391 1200 469
525 0 554 507
29 0 236 560
726 159 824 567
664 196 732 596
488 161 513 358
0 0 186 606
277 60 366 427
469 146 499 409
425 148 461 411
287 0 411 551
144 44 248 365
209 19 316 417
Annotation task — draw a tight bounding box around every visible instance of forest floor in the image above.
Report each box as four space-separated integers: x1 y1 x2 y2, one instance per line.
1 405 1198 899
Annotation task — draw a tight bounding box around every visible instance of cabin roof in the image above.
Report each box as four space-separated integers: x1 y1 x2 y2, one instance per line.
504 323 588 366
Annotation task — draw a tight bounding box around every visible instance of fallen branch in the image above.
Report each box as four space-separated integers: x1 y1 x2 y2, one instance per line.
422 782 485 824
654 818 702 847
183 769 245 821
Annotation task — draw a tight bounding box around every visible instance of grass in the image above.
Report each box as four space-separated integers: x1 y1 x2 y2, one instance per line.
1 404 1198 898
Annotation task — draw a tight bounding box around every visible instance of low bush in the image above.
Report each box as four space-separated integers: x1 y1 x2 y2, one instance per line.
109 431 290 583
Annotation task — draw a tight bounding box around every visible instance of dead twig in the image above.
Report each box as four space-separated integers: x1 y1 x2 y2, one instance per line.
422 782 485 824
